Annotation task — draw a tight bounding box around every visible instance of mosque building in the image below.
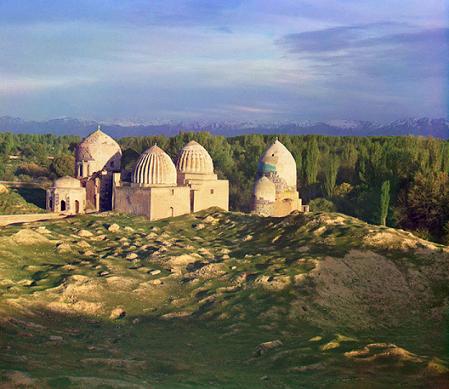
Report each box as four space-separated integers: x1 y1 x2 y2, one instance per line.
252 139 308 216
46 128 229 219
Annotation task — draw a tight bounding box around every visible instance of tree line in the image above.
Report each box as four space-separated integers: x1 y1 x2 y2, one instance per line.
1 131 449 242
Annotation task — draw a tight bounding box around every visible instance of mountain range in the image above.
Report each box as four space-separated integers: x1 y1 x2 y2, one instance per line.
0 116 448 138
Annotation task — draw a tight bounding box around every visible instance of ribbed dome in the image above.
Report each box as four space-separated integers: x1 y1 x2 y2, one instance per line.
253 177 276 202
258 140 297 188
54 176 82 188
132 145 177 186
176 140 214 174
76 129 122 167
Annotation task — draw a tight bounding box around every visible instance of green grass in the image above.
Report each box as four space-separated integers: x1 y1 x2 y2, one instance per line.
0 188 45 214
0 209 448 388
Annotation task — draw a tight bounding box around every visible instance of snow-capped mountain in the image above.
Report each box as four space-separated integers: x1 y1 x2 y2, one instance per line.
0 116 447 138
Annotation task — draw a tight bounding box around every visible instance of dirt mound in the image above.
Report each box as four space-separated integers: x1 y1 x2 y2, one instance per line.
7 229 51 245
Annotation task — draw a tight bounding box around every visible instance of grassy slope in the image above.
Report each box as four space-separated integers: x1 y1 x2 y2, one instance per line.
0 209 448 388
0 188 45 215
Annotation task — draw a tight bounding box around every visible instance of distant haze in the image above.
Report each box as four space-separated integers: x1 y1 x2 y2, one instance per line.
0 1 447 123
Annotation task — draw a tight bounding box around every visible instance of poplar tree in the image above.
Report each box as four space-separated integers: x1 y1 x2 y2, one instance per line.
379 180 390 226
323 155 339 198
303 138 319 185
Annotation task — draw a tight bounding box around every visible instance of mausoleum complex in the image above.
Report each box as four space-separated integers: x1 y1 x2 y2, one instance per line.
47 129 229 220
47 128 307 219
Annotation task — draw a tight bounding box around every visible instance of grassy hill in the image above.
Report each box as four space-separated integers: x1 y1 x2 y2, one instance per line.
0 209 448 388
0 186 45 215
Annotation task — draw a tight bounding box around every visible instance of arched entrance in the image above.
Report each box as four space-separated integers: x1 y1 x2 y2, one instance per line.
60 200 66 212
75 200 80 214
169 207 174 217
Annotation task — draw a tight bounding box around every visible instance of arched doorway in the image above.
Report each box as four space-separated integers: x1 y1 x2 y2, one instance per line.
75 200 80 214
169 207 174 217
60 200 66 212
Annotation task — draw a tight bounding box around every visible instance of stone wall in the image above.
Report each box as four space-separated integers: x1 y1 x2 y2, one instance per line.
114 185 191 220
253 198 275 216
272 190 300 217
191 180 229 212
114 186 151 217
149 186 191 220
47 187 86 214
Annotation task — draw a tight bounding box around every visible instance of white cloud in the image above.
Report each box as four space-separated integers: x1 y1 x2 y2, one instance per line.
0 75 96 94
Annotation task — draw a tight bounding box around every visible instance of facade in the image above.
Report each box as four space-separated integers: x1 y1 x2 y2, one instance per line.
252 139 308 217
47 128 229 219
75 127 122 211
176 141 229 212
46 128 309 220
113 141 229 220
46 176 86 214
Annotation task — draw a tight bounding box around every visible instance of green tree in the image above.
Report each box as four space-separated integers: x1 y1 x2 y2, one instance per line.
50 155 75 177
309 198 336 212
379 180 390 225
303 137 319 185
395 172 449 239
323 155 339 198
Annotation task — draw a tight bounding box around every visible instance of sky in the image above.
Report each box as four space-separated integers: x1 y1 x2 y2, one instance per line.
0 0 448 123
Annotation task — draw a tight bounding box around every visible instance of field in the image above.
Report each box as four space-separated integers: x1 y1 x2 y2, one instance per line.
0 209 448 388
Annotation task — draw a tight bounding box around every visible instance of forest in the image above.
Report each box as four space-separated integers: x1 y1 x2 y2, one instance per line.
1 131 449 243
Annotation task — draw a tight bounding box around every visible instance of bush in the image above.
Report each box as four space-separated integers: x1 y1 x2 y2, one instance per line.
16 162 48 178
309 198 336 212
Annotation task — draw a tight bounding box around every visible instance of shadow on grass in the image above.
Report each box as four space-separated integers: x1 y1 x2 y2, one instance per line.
14 187 46 209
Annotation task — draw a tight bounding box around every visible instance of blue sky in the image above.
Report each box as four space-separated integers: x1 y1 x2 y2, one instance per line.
0 0 447 122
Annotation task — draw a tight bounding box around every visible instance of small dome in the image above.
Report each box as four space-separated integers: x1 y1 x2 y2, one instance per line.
76 128 122 167
258 140 297 188
54 176 82 188
132 145 176 186
253 176 276 202
176 140 214 174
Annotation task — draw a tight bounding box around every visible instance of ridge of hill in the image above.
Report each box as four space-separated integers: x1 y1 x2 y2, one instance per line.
1 116 448 138
0 209 448 387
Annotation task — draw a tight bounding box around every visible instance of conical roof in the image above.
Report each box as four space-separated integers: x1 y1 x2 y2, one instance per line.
132 145 176 186
258 140 297 188
176 140 214 174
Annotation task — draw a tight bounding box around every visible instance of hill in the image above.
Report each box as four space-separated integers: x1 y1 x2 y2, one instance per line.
1 116 448 138
0 209 448 388
0 186 44 215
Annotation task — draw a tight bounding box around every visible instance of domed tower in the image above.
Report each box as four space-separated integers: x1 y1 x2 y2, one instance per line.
176 140 229 212
114 144 191 220
253 176 276 216
75 127 122 179
176 140 214 177
252 139 307 217
75 127 122 212
132 145 177 186
46 176 86 214
257 139 297 190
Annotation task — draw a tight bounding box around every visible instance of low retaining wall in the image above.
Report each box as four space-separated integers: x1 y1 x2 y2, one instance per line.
0 213 68 227
0 181 50 189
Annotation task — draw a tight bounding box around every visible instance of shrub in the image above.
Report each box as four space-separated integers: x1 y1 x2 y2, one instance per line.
309 198 336 212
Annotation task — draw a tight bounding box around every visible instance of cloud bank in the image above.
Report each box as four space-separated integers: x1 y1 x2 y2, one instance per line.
0 0 447 122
